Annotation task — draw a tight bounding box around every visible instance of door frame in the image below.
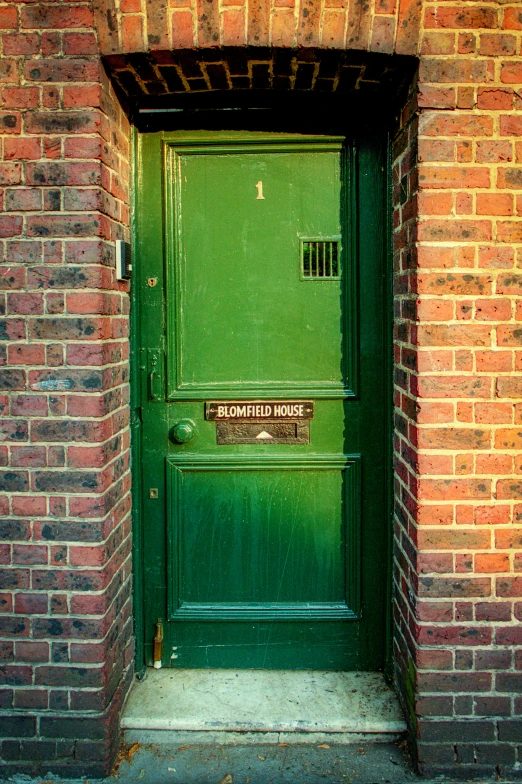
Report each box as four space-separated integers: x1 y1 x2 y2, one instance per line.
129 121 395 677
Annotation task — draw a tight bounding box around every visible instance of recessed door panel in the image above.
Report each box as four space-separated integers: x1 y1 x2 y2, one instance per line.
166 141 356 398
168 457 360 620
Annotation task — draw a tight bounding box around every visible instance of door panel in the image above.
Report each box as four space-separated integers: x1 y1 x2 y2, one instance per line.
167 457 360 619
166 140 355 398
137 131 389 671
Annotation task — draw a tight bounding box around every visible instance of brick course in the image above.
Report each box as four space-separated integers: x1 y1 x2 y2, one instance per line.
2 0 522 778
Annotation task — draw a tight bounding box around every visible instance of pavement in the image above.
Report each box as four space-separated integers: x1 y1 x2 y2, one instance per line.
110 739 419 784
0 738 505 784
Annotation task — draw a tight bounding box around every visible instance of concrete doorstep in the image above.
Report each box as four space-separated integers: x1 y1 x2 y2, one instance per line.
2 670 516 783
121 670 407 735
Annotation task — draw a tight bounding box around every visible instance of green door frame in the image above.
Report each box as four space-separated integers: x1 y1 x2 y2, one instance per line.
129 123 395 678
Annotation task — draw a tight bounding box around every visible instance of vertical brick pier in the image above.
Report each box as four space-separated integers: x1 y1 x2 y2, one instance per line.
0 1 133 776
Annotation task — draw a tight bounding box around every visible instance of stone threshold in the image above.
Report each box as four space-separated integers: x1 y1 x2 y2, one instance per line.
121 669 406 738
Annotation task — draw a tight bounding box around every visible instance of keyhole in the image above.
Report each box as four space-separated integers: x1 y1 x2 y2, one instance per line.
255 181 265 200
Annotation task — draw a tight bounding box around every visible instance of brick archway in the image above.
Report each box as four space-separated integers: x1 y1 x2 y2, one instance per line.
93 0 422 57
102 45 416 121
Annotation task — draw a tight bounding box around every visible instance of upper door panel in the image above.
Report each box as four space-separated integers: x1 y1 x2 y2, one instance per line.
164 137 356 399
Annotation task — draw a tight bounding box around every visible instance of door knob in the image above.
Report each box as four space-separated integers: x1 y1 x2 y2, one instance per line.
171 419 196 444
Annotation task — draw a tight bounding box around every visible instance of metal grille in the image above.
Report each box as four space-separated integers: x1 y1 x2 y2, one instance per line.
301 240 340 279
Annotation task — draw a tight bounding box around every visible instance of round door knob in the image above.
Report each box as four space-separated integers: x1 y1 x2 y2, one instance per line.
171 419 196 444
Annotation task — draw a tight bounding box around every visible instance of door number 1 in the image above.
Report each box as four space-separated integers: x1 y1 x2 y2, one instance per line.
255 180 265 200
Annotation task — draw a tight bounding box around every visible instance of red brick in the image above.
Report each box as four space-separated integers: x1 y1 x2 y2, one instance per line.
3 33 39 55
477 141 513 163
321 9 346 48
420 112 493 137
63 84 102 109
498 325 522 346
476 553 510 573
0 6 17 29
424 6 498 29
12 496 46 521
418 478 491 501
418 427 490 450
478 88 514 110
417 324 491 347
222 9 246 45
11 446 46 468
14 594 47 615
416 375 491 399
419 529 491 549
5 89 39 115
480 33 516 55
63 32 98 55
21 5 94 29
421 32 456 55
419 625 491 646
15 641 49 663
419 166 489 189
11 395 47 416
121 14 145 51
27 214 102 238
0 163 22 186
496 528 522 549
501 61 522 83
417 274 492 296
476 298 512 320
0 215 22 238
171 9 194 47
500 115 522 137
477 193 513 216
395 0 422 54
4 137 42 161
476 350 512 372
503 6 522 29
497 577 522 597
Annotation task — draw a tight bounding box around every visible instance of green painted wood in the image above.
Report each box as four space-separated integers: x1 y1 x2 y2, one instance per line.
164 137 356 399
136 130 389 671
167 456 360 620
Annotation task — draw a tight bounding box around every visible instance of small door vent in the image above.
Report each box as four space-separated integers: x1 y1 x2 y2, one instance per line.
301 239 341 279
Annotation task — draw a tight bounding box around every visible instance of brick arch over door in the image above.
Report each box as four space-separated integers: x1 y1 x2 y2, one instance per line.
93 0 422 58
103 45 416 116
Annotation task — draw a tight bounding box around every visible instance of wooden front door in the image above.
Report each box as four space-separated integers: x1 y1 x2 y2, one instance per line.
136 131 390 670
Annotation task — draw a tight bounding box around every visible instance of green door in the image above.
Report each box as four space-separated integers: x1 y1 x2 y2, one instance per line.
136 131 390 670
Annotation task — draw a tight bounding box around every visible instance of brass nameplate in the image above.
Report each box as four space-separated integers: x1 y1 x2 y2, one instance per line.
206 401 314 421
216 421 310 445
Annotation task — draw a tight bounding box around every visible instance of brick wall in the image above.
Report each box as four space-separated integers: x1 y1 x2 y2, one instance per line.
0 1 133 777
393 7 522 779
94 0 419 55
2 0 522 779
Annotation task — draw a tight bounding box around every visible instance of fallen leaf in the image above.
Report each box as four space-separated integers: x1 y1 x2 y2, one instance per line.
258 755 265 760
178 745 189 751
277 743 289 747
246 778 251 783
219 775 233 784
317 744 330 749
128 743 140 760
136 769 145 780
